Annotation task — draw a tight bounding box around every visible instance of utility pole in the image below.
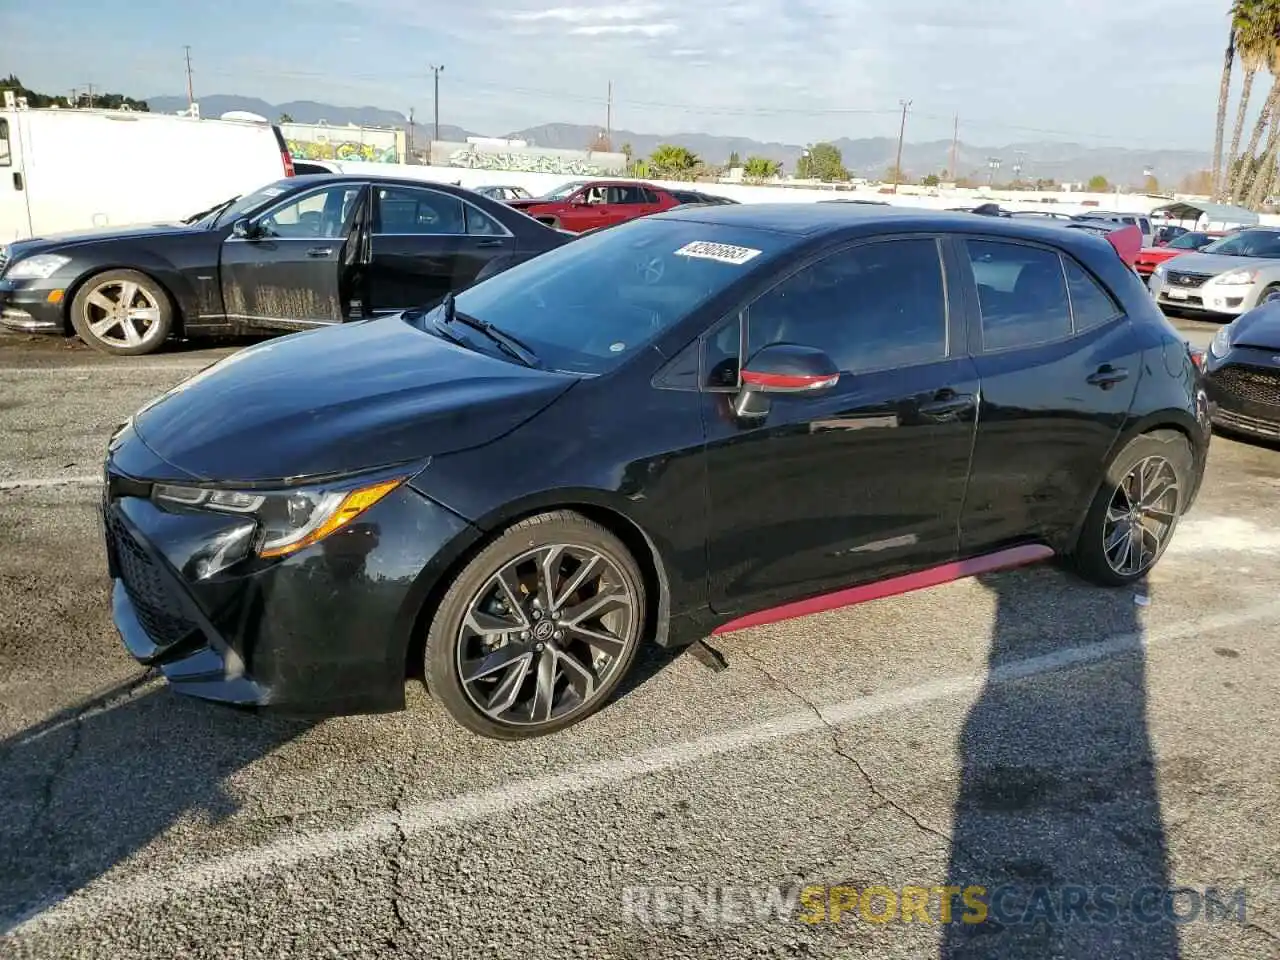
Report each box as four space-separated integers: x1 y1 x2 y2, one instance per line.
406 107 415 161
892 99 911 193
429 64 444 148
86 83 96 108
184 45 195 108
69 87 78 108
948 114 958 182
606 80 613 142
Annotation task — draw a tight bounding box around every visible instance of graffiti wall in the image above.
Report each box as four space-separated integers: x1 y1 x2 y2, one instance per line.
281 122 405 164
429 141 626 176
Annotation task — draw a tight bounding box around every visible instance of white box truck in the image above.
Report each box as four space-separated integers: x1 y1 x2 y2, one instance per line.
0 96 295 241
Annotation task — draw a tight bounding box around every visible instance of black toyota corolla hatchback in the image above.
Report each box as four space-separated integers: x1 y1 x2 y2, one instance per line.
103 204 1211 739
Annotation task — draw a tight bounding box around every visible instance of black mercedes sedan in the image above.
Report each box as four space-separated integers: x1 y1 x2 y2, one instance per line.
0 175 568 356
1202 301 1280 441
102 204 1210 739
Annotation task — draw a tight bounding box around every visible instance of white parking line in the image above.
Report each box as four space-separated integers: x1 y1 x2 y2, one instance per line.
0 476 102 491
10 597 1280 935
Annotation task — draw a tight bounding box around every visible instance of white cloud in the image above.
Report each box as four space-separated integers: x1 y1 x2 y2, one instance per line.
568 22 676 36
506 4 662 23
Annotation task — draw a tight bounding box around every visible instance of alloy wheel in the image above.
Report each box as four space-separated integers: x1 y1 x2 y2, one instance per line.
1102 455 1180 578
83 280 163 348
455 544 637 727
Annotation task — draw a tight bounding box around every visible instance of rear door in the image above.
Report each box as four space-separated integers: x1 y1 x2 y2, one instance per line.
605 184 654 225
953 235 1143 552
219 181 366 326
0 115 33 241
366 183 513 314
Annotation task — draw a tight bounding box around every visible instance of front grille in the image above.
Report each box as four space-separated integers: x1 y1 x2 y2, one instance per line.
0 246 8 276
1210 364 1280 408
1165 271 1212 289
1214 407 1280 438
105 510 199 648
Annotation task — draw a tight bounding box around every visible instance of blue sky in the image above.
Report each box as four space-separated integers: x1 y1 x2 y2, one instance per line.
0 0 1238 149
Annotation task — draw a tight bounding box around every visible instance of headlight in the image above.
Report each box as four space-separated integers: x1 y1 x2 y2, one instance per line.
5 253 72 280
1215 269 1257 285
1152 263 1167 277
152 474 405 560
1209 324 1233 358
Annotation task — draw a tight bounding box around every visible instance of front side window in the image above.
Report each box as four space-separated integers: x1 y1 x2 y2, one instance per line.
256 184 361 239
0 119 10 167
447 218 795 374
965 240 1072 350
375 186 465 235
746 238 948 374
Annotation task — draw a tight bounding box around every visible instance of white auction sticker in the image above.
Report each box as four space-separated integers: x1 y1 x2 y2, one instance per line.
673 241 763 265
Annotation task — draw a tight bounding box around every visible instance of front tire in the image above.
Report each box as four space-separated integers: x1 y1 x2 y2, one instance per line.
1071 430 1193 587
70 269 174 356
424 511 647 739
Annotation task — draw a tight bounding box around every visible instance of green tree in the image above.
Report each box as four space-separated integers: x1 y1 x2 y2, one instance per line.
1229 1 1280 201
921 173 941 187
797 142 849 182
0 73 148 110
727 150 741 168
278 112 294 123
648 143 700 179
1087 174 1110 192
1143 174 1160 193
620 142 633 161
742 155 781 179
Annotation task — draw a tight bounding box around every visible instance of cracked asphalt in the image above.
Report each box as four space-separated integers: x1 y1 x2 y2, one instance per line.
2 323 1279 960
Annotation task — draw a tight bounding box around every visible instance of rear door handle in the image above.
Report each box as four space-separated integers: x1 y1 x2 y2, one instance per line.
918 390 976 419
476 239 505 248
306 247 334 258
12 172 23 191
1087 365 1130 388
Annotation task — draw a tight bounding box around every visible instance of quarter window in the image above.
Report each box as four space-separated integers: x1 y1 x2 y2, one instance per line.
0 119 10 166
1064 259 1122 331
375 186 466 235
746 238 948 374
464 203 508 236
256 184 361 239
965 240 1072 350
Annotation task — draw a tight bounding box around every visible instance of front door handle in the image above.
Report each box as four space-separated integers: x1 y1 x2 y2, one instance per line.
1087 364 1130 388
306 246 334 258
12 172 23 191
918 390 976 420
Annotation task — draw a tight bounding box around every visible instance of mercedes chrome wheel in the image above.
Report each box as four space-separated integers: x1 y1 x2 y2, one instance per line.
70 269 173 356
425 511 646 739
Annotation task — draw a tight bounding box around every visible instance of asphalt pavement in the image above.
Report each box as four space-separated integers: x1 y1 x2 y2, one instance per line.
1 322 1278 960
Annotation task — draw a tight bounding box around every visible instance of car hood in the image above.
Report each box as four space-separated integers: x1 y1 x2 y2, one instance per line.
6 222 201 257
1233 302 1280 350
130 315 579 483
1159 252 1275 274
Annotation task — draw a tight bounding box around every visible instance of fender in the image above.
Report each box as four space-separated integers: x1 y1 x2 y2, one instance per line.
63 251 202 332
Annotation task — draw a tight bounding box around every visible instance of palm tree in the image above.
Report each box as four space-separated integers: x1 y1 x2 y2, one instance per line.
1224 2 1267 198
1212 21 1238 199
647 144 700 179
1228 0 1280 201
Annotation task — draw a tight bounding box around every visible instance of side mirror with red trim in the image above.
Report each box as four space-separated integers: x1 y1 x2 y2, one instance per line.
733 343 839 420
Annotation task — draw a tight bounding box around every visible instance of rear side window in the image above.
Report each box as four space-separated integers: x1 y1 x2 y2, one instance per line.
375 185 465 235
1064 259 1122 330
643 188 661 203
0 119 9 166
965 240 1072 351
747 237 948 374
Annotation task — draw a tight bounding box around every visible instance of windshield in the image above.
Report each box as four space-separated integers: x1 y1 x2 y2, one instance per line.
209 180 295 227
1168 232 1211 250
443 217 795 374
1200 229 1280 258
540 180 589 200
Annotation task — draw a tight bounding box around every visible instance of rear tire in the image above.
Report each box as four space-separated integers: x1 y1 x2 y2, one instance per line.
70 269 173 356
423 511 646 739
1070 430 1193 587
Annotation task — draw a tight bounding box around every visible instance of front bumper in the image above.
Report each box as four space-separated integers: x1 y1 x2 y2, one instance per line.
104 436 479 715
0 278 67 333
1203 349 1280 441
1147 272 1260 317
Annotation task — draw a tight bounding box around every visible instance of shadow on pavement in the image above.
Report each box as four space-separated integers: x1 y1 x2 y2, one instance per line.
0 675 314 933
941 572 1180 958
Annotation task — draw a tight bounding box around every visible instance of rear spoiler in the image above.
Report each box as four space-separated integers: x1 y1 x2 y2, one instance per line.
1105 223 1142 267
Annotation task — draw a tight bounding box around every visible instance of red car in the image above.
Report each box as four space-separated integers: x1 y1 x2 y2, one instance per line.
505 179 681 232
1134 231 1221 280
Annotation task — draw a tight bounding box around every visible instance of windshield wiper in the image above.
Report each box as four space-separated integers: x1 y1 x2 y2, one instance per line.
185 195 240 226
438 292 541 368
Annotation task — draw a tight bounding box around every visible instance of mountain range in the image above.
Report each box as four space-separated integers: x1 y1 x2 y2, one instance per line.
147 95 1212 186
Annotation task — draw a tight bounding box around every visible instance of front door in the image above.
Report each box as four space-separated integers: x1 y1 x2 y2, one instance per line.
366 184 514 315
0 115 33 241
558 185 609 232
219 181 366 327
954 236 1142 552
702 236 980 615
